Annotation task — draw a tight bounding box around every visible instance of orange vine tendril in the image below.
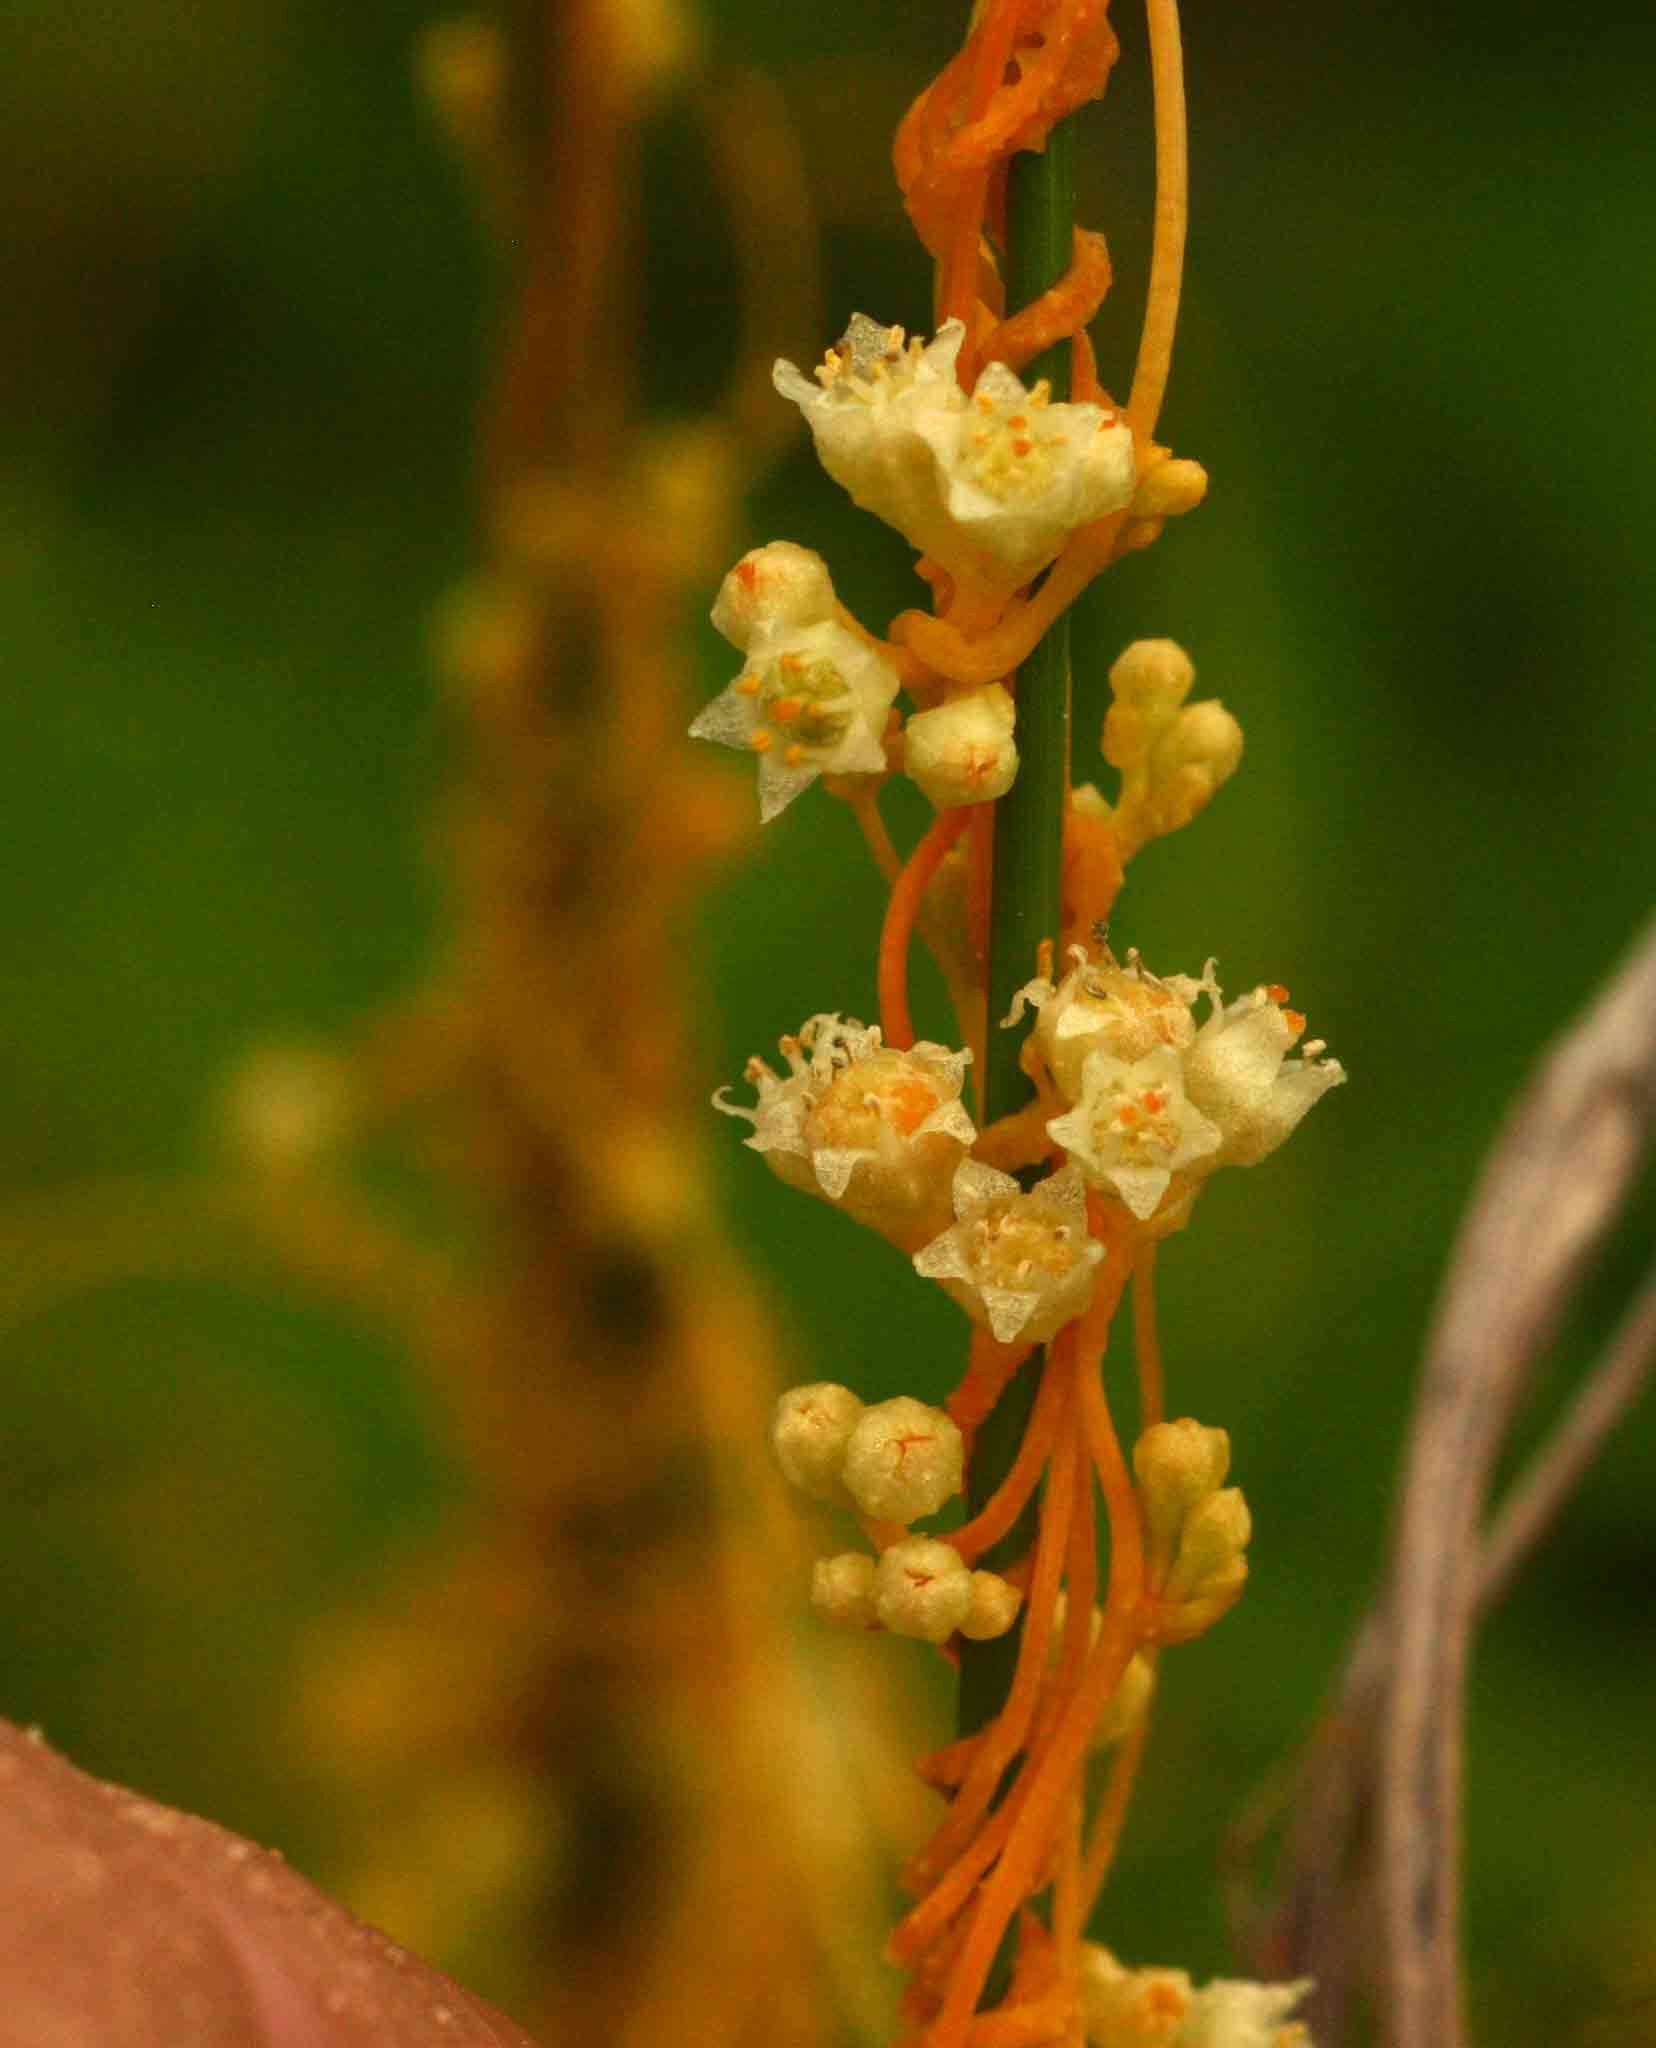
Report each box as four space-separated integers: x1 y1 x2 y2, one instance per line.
866 6 1191 2041
880 807 975 1050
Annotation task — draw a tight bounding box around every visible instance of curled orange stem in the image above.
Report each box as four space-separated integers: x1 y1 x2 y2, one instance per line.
879 807 975 1049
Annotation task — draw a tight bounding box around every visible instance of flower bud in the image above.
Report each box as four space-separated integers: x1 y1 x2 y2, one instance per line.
873 1536 972 1643
1093 1650 1157 1748
1105 638 1194 718
1133 1419 1231 1576
710 541 837 650
810 1551 878 1629
1165 1486 1252 1604
1130 456 1209 521
960 1570 1022 1642
771 1382 864 1501
903 684 1018 808
841 1396 964 1523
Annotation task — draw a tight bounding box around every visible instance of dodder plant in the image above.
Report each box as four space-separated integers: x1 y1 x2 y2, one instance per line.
694 5 1344 2043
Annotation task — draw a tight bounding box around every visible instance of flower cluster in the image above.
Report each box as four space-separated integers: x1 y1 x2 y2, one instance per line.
775 316 1135 599
1135 1419 1251 1644
771 1383 1021 1645
1018 948 1345 1232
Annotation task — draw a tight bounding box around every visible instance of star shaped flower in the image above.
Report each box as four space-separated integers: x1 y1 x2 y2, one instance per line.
774 314 1136 598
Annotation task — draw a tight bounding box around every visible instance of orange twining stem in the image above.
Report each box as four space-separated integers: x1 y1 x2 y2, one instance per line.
890 509 1127 688
1126 0 1187 444
896 1358 1079 1923
879 807 976 1049
948 1329 1035 1439
949 1352 1063 1564
895 1 1120 269
977 228 1113 377
1078 1679 1151 1917
1131 1241 1165 1430
930 1598 1141 2045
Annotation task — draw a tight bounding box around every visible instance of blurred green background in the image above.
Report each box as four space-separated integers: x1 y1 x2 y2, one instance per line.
1 2 1652 2042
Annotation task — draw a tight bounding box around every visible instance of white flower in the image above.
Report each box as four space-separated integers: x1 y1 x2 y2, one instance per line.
1180 972 1346 1168
710 540 837 649
914 1159 1102 1344
771 1382 864 1502
715 1013 975 1250
774 314 1135 596
1178 1976 1314 2048
690 616 900 822
872 1535 972 1643
810 1551 879 1629
1008 946 1204 1103
841 1396 963 1523
903 683 1019 807
1080 1949 1315 2048
1046 1045 1221 1221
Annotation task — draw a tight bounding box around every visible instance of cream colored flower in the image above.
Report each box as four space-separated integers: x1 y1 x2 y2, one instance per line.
715 1013 975 1250
1046 1045 1221 1221
774 314 1135 596
690 617 900 822
913 1159 1101 1344
1178 1976 1314 2048
1007 946 1203 1103
1180 971 1346 1168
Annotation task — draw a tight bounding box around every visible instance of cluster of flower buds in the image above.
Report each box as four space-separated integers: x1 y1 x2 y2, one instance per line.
715 1013 975 1251
1099 639 1244 859
913 1160 1103 1344
770 1383 1022 1645
1080 1945 1313 2048
690 315 1155 819
692 541 902 820
1133 1420 1251 1644
1015 947 1344 1233
774 315 1136 600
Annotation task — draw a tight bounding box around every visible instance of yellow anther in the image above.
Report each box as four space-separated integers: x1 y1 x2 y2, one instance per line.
736 674 761 696
749 728 774 753
772 696 803 722
784 743 805 767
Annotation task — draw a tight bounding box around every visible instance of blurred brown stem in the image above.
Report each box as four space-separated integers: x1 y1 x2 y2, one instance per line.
1235 917 1656 2047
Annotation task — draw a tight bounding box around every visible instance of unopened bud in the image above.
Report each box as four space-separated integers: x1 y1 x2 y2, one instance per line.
903 683 1018 808
711 541 836 650
1133 1419 1231 1575
960 1569 1022 1641
842 1396 964 1523
1093 1650 1157 1748
1165 1486 1252 1603
771 1382 864 1501
1107 638 1195 715
873 1536 972 1643
1130 456 1208 521
811 1551 878 1629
